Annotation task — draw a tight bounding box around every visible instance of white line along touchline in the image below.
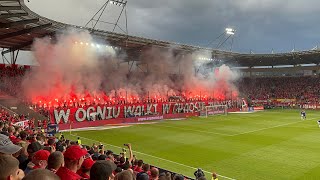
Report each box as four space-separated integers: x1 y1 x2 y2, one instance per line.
70 134 237 180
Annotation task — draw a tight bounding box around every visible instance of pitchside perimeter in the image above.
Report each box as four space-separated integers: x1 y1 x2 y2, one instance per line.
65 109 320 179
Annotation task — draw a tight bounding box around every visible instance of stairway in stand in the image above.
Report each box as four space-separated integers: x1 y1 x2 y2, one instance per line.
0 91 47 124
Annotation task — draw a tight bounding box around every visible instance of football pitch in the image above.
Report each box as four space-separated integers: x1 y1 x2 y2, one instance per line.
66 109 320 180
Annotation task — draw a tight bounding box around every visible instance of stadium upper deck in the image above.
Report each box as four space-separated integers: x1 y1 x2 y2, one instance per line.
1 0 320 67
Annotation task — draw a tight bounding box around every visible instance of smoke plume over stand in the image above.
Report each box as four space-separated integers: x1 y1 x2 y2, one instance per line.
21 31 240 106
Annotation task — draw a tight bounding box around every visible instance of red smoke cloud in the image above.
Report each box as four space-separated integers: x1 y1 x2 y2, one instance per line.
21 31 239 107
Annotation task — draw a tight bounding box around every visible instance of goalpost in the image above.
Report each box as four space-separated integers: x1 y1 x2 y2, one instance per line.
201 105 228 117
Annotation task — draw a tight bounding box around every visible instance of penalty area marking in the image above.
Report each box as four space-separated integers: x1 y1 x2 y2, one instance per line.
70 134 237 180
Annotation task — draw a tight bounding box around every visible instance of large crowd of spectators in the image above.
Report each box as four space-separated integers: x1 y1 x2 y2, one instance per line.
0 107 218 180
0 108 28 125
0 65 26 98
1 65 320 103
0 107 46 131
238 77 320 103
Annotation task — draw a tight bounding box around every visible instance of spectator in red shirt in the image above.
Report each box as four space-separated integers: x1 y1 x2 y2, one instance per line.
32 150 50 170
77 157 95 179
56 145 87 180
134 160 144 173
150 167 159 180
8 126 17 143
23 142 43 173
137 164 151 180
142 164 151 176
43 120 48 130
47 151 64 174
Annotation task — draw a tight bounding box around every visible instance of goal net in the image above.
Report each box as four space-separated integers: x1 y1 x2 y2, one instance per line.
200 105 228 117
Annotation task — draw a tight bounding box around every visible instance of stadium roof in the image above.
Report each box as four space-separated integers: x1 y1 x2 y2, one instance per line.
1 0 320 67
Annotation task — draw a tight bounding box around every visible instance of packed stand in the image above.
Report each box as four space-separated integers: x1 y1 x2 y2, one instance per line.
2 65 320 105
238 77 320 103
0 113 218 180
0 65 27 98
0 107 40 132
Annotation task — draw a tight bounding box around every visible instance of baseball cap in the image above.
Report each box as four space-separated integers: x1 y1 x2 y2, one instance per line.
90 160 117 180
0 134 21 154
34 150 50 161
82 158 95 170
64 145 87 160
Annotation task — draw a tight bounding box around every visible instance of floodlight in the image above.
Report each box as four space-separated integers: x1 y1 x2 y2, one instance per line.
109 0 127 6
225 28 235 35
226 31 235 35
91 43 95 47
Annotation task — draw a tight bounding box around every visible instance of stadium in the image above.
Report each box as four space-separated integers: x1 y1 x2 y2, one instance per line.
0 0 320 180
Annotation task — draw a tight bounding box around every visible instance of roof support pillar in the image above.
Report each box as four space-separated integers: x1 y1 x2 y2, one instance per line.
1 48 19 65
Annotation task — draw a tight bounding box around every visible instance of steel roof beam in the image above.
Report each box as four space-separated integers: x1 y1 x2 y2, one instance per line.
1 31 55 55
0 6 21 11
1 41 32 55
0 12 28 18
0 18 39 28
0 23 51 40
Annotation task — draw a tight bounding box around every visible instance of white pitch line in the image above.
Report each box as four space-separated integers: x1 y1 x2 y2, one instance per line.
230 118 317 136
60 125 132 132
71 134 236 180
151 124 232 136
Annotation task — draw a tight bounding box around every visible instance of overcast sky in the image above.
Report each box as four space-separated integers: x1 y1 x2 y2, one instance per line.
26 0 320 54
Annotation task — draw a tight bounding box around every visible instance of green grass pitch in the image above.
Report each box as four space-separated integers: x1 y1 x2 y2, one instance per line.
65 109 320 180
